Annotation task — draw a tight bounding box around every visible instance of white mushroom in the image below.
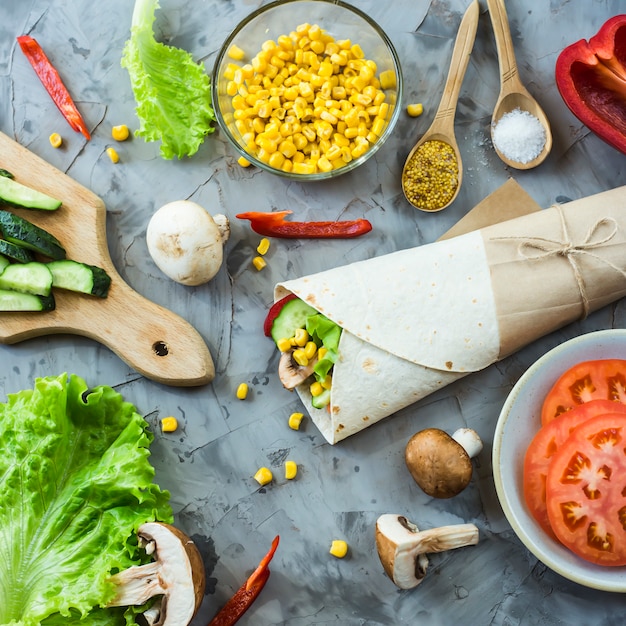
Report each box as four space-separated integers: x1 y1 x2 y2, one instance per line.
375 514 479 589
404 427 483 498
107 522 205 626
146 200 230 286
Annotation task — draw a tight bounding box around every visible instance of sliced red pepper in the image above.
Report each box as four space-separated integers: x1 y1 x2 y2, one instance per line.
263 294 297 337
17 35 91 140
236 210 372 239
208 535 279 626
555 15 626 154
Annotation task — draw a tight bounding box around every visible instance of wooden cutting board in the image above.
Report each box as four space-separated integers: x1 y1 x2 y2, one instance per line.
0 131 214 387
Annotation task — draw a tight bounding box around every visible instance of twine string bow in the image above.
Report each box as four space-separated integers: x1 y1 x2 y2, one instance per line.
492 206 626 319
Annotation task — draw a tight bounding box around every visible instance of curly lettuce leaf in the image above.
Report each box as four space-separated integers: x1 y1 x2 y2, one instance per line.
121 0 215 159
0 374 172 626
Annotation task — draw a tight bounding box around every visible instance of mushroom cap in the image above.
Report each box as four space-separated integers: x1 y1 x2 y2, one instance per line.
404 428 473 498
146 200 226 286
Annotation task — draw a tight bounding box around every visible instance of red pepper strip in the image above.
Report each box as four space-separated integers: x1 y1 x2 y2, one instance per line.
555 15 626 154
17 35 91 140
208 535 280 626
236 210 372 239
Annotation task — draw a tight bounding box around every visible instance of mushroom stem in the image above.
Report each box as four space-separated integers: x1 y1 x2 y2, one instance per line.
375 514 479 589
213 214 231 243
451 427 483 459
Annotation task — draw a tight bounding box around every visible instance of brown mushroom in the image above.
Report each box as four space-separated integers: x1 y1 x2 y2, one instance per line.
375 514 479 589
107 522 205 626
278 350 317 389
404 427 483 498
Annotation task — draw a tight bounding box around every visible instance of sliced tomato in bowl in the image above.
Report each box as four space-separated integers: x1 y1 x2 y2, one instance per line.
524 399 626 538
541 359 626 425
545 413 626 566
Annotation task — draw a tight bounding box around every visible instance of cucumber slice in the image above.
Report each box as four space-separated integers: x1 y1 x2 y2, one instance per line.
0 288 55 311
311 388 331 409
47 259 112 298
0 176 61 210
0 240 34 263
270 297 318 344
0 255 9 275
0 210 65 259
0 261 53 296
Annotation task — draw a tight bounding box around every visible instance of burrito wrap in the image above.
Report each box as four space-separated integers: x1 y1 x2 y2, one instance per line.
275 186 626 443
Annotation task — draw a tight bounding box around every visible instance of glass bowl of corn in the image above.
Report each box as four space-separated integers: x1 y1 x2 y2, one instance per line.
212 0 403 180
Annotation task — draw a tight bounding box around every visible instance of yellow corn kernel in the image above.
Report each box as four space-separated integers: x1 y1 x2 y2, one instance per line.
252 256 267 271
379 69 396 90
288 412 304 430
268 151 285 169
238 156 252 167
106 147 119 163
111 124 130 141
254 467 273 486
329 540 348 558
321 374 333 390
310 381 324 397
277 337 292 352
284 460 298 480
407 102 424 117
236 382 249 400
317 347 328 360
303 340 318 360
256 237 270 255
292 348 308 366
228 44 246 61
49 132 62 148
161 416 178 432
293 328 309 347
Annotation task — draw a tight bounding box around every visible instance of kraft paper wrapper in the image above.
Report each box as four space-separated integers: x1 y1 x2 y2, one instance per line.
275 184 626 444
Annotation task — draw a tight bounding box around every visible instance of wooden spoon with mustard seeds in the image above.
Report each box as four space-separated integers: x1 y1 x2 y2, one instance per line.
401 0 479 212
487 0 552 169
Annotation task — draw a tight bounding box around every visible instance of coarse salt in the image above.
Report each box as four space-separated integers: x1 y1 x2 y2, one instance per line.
492 108 546 164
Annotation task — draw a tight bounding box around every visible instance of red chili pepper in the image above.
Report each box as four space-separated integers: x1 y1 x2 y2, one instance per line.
555 15 626 154
236 210 372 239
17 35 91 140
208 535 280 626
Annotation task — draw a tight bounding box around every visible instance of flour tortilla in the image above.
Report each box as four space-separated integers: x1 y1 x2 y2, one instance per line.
275 229 499 443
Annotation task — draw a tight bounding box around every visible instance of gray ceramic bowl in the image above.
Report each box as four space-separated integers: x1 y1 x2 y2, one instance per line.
493 329 626 591
212 0 402 180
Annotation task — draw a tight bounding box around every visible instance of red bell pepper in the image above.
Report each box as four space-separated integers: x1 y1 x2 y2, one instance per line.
263 294 297 337
236 210 372 239
208 535 279 626
555 15 626 154
17 35 91 140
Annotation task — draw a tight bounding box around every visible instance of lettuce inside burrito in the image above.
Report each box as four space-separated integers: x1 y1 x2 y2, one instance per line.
0 373 172 625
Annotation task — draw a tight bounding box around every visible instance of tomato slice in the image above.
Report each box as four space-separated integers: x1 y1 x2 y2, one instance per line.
541 359 626 425
524 399 626 538
545 413 626 566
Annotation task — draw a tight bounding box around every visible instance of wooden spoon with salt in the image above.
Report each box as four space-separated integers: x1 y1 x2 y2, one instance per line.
488 0 552 169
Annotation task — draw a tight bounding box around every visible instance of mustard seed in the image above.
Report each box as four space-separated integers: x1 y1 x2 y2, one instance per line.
402 140 458 211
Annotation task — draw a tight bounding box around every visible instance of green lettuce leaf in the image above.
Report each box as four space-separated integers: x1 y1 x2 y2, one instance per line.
306 313 341 382
0 374 172 626
121 0 215 159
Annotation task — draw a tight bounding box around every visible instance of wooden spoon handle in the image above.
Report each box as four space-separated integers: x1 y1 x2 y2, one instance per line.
433 0 480 129
486 0 524 93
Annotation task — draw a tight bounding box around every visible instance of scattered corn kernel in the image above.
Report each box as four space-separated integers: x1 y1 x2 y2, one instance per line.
106 147 120 163
252 256 267 271
406 103 424 117
161 416 178 432
236 382 249 400
111 124 130 141
228 44 246 61
329 539 348 558
254 466 273 486
49 132 62 148
238 156 252 167
402 140 458 211
285 460 298 480
288 412 304 430
256 237 270 255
